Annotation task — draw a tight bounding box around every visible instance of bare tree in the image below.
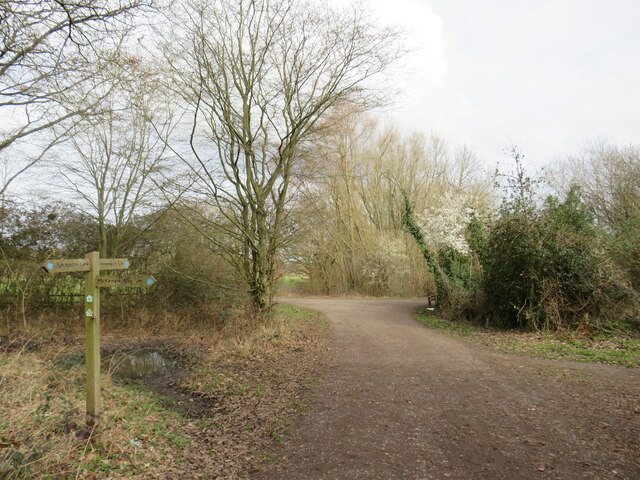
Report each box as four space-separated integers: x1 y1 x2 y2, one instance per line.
57 55 174 257
0 0 149 197
163 0 402 313
290 110 492 298
557 143 640 226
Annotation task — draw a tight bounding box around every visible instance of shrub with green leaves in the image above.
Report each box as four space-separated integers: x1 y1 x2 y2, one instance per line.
481 186 636 330
609 217 640 291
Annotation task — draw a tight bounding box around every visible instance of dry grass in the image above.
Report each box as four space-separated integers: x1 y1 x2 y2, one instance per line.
0 304 330 479
1 344 86 479
0 339 189 479
167 304 330 478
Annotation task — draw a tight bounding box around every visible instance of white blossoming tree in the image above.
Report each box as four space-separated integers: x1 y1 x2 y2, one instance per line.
362 234 410 294
419 191 474 255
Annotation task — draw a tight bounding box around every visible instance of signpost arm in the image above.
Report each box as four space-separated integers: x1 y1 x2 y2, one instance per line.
85 251 101 421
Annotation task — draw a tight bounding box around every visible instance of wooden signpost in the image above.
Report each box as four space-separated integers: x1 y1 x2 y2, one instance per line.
43 251 156 423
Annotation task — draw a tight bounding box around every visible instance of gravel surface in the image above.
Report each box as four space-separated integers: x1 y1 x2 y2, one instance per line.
254 298 640 480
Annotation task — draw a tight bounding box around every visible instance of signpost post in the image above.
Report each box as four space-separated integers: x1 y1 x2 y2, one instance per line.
43 251 156 424
85 251 101 421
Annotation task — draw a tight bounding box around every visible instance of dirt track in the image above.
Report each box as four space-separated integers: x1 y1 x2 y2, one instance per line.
254 298 640 480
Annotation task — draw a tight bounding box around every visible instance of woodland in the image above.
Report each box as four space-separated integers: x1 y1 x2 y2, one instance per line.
1 0 637 332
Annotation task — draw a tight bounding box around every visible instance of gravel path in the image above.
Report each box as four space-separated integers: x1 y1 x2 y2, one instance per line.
254 298 640 480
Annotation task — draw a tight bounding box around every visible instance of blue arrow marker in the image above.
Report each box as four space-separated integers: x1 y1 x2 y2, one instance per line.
47 262 54 271
146 277 154 285
124 260 130 267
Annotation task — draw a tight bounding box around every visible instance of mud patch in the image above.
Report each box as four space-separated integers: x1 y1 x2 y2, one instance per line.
104 345 223 419
146 378 227 419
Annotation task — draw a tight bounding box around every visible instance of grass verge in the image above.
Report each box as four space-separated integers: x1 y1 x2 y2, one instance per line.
417 311 640 368
0 304 330 479
0 345 188 479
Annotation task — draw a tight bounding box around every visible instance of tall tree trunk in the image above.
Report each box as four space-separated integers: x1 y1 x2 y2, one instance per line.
245 203 275 315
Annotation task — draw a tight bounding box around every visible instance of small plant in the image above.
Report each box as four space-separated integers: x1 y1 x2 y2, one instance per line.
290 400 306 411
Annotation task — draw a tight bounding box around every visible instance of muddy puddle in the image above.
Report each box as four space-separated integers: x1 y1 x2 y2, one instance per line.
102 350 176 381
102 348 221 418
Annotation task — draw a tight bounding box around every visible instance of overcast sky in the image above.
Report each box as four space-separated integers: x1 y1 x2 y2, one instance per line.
10 0 640 198
364 0 640 169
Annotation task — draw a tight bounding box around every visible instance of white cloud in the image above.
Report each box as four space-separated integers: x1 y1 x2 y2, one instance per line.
353 0 471 139
353 0 640 170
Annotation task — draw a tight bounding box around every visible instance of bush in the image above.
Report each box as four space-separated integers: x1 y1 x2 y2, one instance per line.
609 217 640 291
481 186 637 330
0 202 246 331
